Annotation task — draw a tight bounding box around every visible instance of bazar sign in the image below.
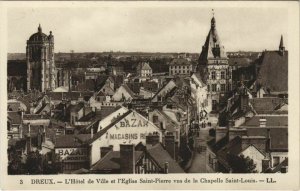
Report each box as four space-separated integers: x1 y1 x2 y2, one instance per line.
55 148 88 162
119 118 149 128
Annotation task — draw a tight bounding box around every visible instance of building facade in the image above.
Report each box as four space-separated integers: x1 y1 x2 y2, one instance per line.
197 16 232 112
26 24 56 92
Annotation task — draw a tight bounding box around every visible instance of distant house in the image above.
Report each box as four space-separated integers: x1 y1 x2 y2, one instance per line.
168 56 194 76
137 62 152 78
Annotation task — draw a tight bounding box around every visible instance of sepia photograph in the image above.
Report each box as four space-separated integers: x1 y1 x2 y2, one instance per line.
1 1 299 190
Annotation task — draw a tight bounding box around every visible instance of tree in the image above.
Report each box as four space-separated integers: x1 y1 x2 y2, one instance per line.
227 154 258 173
8 147 23 174
26 150 43 174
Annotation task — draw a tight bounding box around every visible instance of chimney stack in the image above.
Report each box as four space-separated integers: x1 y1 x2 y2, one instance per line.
164 133 176 160
146 132 160 146
215 127 228 143
262 158 270 172
164 162 169 174
120 144 135 174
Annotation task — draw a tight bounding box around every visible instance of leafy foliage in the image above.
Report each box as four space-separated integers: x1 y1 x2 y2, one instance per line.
227 154 258 173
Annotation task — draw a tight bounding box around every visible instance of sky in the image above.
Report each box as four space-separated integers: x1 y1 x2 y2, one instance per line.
7 5 288 53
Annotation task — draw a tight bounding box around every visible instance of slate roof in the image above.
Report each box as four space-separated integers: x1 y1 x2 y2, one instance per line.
241 115 288 127
216 136 243 169
90 151 144 171
207 136 229 154
99 106 122 120
249 98 287 114
256 51 288 92
246 127 288 151
147 143 184 173
54 134 91 148
228 57 253 67
199 16 227 63
168 58 192 66
47 92 93 101
23 114 50 120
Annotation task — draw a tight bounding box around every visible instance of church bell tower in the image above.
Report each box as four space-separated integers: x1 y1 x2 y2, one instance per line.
26 24 56 92
198 12 232 112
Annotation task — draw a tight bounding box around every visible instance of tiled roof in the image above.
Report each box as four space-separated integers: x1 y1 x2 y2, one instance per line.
228 57 252 66
147 143 184 173
47 92 94 101
168 58 192 66
257 51 288 92
23 114 50 120
90 151 143 171
246 127 288 151
99 106 122 120
249 98 287 114
241 115 288 127
216 136 242 169
207 136 229 154
54 134 91 148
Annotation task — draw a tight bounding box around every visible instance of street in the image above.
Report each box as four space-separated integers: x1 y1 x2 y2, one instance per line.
187 128 211 173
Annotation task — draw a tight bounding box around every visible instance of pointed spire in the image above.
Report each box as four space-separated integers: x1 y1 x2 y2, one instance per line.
279 35 284 49
38 23 42 33
211 9 216 29
279 35 285 55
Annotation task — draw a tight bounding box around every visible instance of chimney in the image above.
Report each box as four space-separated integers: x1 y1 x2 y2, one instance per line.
266 129 271 152
164 133 176 160
120 144 135 174
259 118 267 128
164 162 169 174
91 126 94 139
146 132 160 146
215 127 228 143
100 145 113 158
281 166 287 173
262 158 270 172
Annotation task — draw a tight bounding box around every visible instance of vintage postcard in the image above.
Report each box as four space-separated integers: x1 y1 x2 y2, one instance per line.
0 1 299 190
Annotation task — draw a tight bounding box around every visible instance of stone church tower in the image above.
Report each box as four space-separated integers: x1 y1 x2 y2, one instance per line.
26 24 56 92
198 15 232 112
